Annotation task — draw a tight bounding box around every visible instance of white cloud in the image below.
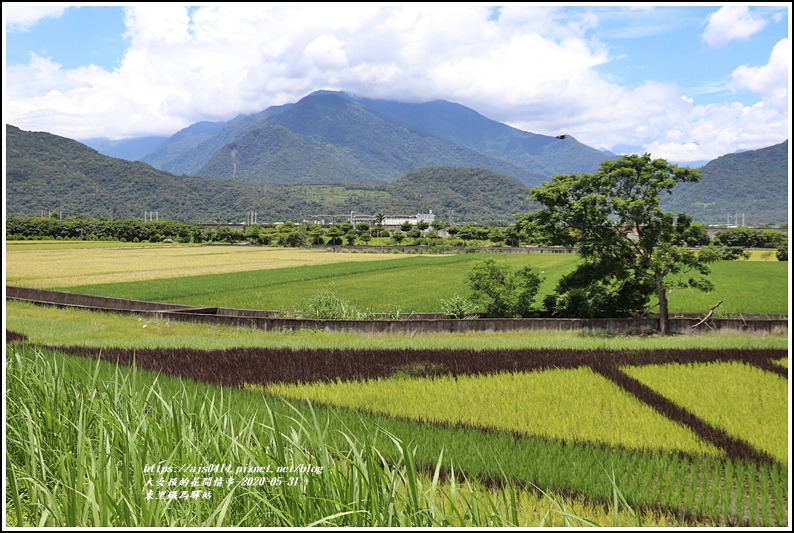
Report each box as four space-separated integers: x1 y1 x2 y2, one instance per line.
301 34 349 69
3 4 68 31
702 6 768 48
729 39 789 112
4 5 789 162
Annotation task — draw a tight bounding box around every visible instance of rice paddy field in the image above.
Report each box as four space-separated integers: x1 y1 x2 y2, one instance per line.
4 241 791 527
5 241 789 316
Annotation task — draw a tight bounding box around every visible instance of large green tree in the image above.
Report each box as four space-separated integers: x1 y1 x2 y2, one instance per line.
529 154 717 334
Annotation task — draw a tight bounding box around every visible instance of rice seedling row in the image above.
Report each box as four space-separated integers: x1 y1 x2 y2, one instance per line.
268 367 721 456
42 343 787 393
621 361 789 464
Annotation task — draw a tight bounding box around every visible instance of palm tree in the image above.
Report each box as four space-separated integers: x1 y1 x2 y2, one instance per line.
374 213 387 238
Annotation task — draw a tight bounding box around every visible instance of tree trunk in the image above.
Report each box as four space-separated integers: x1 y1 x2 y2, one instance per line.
656 279 669 335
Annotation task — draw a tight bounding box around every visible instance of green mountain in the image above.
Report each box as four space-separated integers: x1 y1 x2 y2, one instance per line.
199 125 370 185
352 96 611 177
5 125 534 223
140 104 294 174
89 91 614 187
661 140 789 225
5 125 268 222
13 123 784 226
383 167 535 222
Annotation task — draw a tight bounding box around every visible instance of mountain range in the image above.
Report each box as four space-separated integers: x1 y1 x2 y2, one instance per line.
81 90 615 187
6 90 788 226
5 125 536 223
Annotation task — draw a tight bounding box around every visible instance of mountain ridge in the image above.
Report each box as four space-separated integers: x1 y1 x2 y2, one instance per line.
660 140 788 225
81 90 616 187
6 124 536 223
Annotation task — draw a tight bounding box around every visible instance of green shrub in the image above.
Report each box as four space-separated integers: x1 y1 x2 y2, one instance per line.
776 241 787 261
297 284 377 320
440 294 478 319
466 259 542 318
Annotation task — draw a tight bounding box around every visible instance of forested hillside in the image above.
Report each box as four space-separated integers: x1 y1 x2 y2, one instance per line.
6 125 534 223
661 140 788 225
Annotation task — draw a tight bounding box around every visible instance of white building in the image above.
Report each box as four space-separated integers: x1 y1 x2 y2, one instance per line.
383 210 436 227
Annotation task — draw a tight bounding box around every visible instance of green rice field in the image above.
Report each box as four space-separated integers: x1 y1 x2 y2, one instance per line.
14 255 790 316
6 341 789 527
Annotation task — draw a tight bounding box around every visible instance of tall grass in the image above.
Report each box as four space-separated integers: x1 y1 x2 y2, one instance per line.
5 344 496 526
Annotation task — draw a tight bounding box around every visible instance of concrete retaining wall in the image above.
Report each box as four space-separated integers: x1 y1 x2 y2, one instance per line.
6 286 204 312
7 286 787 335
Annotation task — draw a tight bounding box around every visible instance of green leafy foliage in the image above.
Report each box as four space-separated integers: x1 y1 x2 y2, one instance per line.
277 231 307 247
698 243 750 261
543 258 655 318
776 241 787 261
466 258 542 318
713 226 787 249
439 294 478 319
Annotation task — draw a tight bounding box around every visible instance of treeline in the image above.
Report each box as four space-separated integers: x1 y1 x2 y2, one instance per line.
5 215 514 248
7 217 208 243
6 216 787 260
709 226 787 249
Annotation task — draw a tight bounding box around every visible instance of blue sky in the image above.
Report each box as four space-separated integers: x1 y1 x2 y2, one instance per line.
3 4 790 163
5 6 127 70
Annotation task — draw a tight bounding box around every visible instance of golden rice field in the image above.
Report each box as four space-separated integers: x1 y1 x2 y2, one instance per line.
5 241 414 288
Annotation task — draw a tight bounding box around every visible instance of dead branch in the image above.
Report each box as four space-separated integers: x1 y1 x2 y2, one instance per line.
691 300 722 329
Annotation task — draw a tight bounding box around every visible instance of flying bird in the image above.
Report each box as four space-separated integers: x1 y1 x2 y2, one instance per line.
556 134 567 139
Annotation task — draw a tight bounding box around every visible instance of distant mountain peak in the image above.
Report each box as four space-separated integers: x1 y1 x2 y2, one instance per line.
64 91 618 188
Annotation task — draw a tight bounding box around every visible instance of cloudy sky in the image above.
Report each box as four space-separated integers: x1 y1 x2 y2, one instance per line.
3 3 790 163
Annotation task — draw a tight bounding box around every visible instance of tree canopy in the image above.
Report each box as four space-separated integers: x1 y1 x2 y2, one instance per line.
528 153 717 334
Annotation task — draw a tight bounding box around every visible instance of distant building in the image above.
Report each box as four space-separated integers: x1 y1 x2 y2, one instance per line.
384 210 435 227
